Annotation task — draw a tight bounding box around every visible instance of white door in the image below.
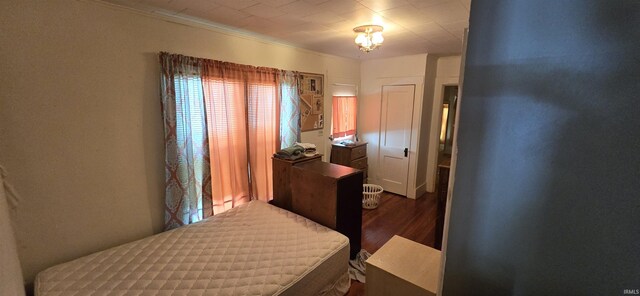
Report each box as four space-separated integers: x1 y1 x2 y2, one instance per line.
379 85 415 196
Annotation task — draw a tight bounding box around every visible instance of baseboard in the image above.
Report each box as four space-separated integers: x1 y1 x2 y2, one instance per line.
415 182 427 199
369 178 426 199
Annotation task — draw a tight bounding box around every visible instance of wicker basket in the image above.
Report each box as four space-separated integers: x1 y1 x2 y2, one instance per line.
362 184 383 209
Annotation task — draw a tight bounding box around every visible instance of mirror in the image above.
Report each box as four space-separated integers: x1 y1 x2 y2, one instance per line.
439 85 458 158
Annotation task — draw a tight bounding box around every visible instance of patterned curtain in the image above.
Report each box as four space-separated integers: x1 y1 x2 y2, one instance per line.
279 71 301 149
159 53 212 230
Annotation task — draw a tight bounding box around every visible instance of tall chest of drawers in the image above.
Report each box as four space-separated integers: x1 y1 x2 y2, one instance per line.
330 142 368 182
271 154 322 211
290 161 363 259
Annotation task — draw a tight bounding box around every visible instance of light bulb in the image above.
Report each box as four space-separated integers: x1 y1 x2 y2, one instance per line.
355 33 366 45
363 37 372 48
372 32 384 45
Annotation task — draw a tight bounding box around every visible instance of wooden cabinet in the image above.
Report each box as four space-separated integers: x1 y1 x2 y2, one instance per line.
330 142 368 182
290 161 363 259
271 155 322 211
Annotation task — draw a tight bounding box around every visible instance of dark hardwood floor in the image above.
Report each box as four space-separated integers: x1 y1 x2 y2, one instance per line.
346 190 438 296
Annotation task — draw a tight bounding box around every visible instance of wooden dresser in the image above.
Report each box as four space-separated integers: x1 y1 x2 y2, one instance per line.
271 154 322 211
290 161 363 259
330 142 368 182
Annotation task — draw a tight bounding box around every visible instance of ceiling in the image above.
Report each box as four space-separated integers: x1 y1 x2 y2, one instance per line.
102 0 470 60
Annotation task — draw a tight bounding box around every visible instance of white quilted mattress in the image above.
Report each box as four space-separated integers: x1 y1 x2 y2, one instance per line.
35 201 350 296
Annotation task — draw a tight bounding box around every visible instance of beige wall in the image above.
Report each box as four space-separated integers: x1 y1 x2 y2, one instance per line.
359 54 427 199
0 0 359 283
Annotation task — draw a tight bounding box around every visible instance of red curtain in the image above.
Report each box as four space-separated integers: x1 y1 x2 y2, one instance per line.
246 71 279 202
332 95 357 138
202 61 279 214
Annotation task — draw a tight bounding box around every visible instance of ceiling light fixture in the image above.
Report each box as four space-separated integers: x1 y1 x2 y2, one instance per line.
353 25 384 52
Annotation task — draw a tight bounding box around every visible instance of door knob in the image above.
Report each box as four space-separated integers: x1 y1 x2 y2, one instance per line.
404 148 408 157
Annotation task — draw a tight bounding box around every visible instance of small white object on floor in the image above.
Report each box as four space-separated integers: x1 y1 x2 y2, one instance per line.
348 249 371 283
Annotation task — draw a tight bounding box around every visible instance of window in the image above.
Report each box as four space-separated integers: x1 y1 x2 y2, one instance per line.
160 52 302 228
202 76 278 213
332 95 357 138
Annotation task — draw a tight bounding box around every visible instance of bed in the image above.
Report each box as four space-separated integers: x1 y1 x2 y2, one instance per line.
35 201 350 295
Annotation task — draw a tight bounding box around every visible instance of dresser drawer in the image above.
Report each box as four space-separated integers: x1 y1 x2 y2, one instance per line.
350 157 368 170
351 144 367 160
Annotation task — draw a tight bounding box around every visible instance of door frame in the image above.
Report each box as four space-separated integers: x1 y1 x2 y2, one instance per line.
427 80 460 192
374 77 425 199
